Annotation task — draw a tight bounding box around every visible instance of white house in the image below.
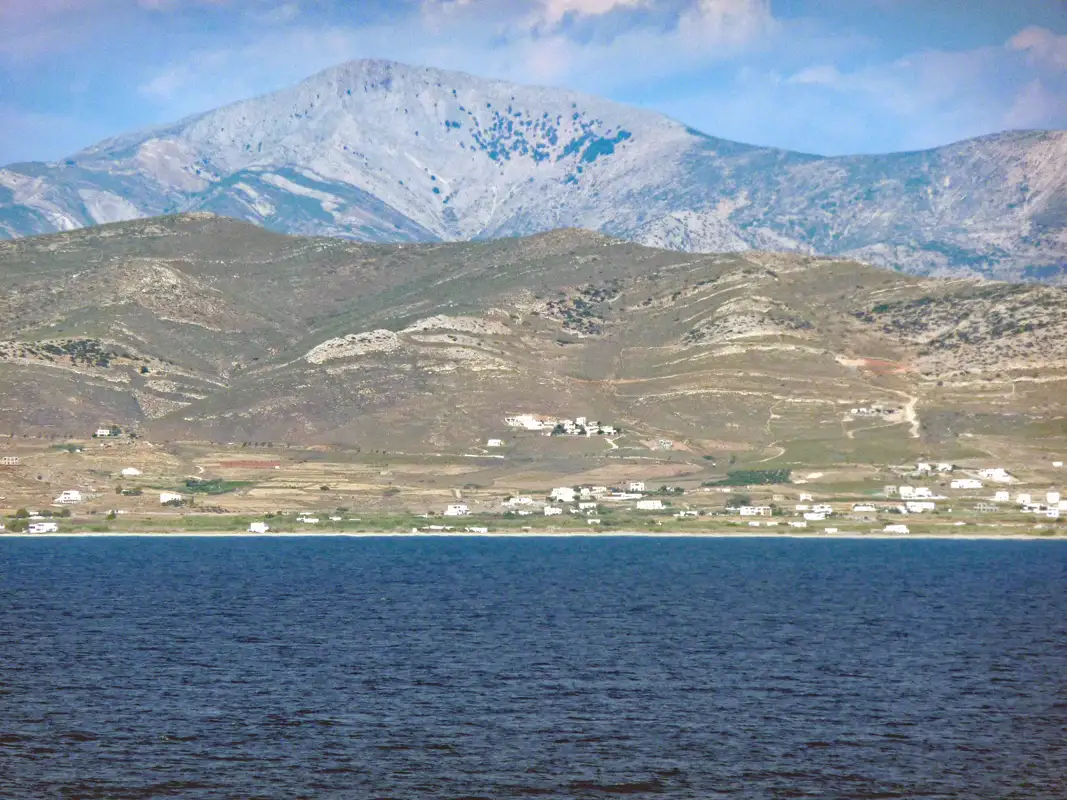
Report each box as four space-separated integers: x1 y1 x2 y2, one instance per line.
160 492 183 505
248 522 270 533
607 492 643 501
544 506 563 516
825 528 839 534
550 487 578 503
740 506 772 517
812 504 833 515
120 467 142 477
28 522 59 533
1054 461 1064 468
951 479 983 490
0 456 20 466
628 481 646 493
1047 491 1062 505
636 499 664 511
578 502 598 511
993 491 1011 503
587 518 601 525
899 485 916 499
1048 508 1061 520
788 521 808 528
852 504 877 512
905 501 936 513
978 468 1012 483
504 414 550 431
804 512 826 521
884 524 910 534
465 526 489 533
798 492 813 502
1016 493 1032 505
582 486 610 497
54 490 82 505
884 485 899 497
487 439 504 448
297 516 320 524
916 462 933 474
674 510 699 518
748 521 762 527
936 463 954 472
444 504 470 517
505 496 534 506
95 428 113 438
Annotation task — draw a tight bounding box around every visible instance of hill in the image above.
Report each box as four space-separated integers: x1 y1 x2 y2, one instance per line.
1 214 1065 463
1 60 1065 282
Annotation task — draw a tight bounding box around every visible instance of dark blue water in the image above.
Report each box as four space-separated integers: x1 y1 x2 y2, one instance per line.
2 537 1066 799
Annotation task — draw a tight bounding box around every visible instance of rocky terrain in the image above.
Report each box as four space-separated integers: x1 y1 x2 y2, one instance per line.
1 214 1065 460
1 60 1065 282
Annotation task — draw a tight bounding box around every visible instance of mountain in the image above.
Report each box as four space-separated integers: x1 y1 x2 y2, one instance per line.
1 60 1065 282
2 214 1065 460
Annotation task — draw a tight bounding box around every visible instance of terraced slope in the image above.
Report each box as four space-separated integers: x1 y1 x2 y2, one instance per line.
1 214 1065 458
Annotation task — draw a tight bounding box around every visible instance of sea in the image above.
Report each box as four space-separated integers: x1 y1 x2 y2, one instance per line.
1 536 1065 799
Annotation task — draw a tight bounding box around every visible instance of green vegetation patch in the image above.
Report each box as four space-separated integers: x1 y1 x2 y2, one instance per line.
183 478 253 495
705 468 793 486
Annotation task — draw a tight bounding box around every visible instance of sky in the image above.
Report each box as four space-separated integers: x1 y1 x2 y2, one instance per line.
0 0 1065 164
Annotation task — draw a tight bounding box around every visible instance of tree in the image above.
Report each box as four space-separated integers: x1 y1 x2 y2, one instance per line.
13 508 29 519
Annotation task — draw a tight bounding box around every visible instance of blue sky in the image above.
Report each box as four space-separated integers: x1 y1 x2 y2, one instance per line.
1 0 1065 164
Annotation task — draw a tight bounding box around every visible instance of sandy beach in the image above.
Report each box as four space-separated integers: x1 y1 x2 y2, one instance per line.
2 530 1060 541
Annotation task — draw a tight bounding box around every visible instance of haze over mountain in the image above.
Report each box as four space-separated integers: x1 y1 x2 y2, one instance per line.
1 60 1065 282
2 214 1065 456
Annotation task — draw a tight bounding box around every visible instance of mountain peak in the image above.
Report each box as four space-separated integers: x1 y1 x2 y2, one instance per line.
1 61 1065 282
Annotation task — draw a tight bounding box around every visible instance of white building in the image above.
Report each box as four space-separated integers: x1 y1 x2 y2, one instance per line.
993 491 1011 503
444 504 470 517
628 481 646 493
248 522 270 533
804 512 826 521
297 516 320 524
798 492 813 502
1016 493 1032 505
544 506 563 516
95 428 113 437
582 486 610 497
852 504 876 512
578 502 598 511
120 467 142 477
0 456 20 466
465 526 489 533
486 439 504 448
916 462 933 474
812 504 833 515
504 414 551 431
1054 461 1064 468
978 468 1012 483
905 501 936 513
951 479 983 490
674 510 699 518
28 522 59 533
607 492 643 501
899 485 916 499
54 490 82 505
795 504 810 512
1048 508 1061 520
160 492 183 505
788 521 807 528
739 506 772 517
505 496 534 506
636 499 664 511
884 524 910 534
825 528 839 534
1047 491 1062 506
936 463 954 473
587 518 601 525
884 485 899 497
550 487 578 503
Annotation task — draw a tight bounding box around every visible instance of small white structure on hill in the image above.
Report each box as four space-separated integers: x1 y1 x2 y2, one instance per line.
628 481 646 493
95 428 113 438
578 501 598 511
1047 491 1062 506
740 506 772 517
951 479 983 490
1048 508 1061 520
1054 461 1064 468
884 524 910 534
978 468 1012 483
1016 493 1032 505
487 439 504 448
804 512 826 521
297 516 319 524
852 504 876 512
121 467 142 477
905 501 936 513
937 463 954 473
884 486 898 497
0 456 20 466
916 462 933 474
444 504 470 517
812 504 833 515
249 522 270 533
544 506 563 516
788 521 807 528
636 499 664 511
550 487 578 503
798 492 813 502
504 414 551 431
28 522 59 533
993 491 1011 503
54 490 82 505
505 496 534 507
160 492 183 505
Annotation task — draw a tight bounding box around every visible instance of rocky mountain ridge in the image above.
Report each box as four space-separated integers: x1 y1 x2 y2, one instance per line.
1 60 1065 282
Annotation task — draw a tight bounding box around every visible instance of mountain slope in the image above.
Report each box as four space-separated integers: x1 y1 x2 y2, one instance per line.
1 214 1065 458
1 60 1065 282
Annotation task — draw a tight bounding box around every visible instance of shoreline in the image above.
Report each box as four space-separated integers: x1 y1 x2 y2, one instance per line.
1 530 1061 541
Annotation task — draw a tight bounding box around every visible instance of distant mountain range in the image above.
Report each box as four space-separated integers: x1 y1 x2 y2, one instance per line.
1 60 1065 282
2 214 1065 451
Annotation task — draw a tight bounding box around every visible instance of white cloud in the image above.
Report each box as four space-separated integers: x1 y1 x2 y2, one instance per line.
678 0 777 49
1008 26 1067 73
786 64 840 86
537 0 651 24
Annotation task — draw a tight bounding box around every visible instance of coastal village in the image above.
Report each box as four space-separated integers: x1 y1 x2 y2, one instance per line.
0 413 1064 537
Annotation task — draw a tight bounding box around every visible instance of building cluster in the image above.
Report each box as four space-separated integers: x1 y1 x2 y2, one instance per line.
503 413 617 436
